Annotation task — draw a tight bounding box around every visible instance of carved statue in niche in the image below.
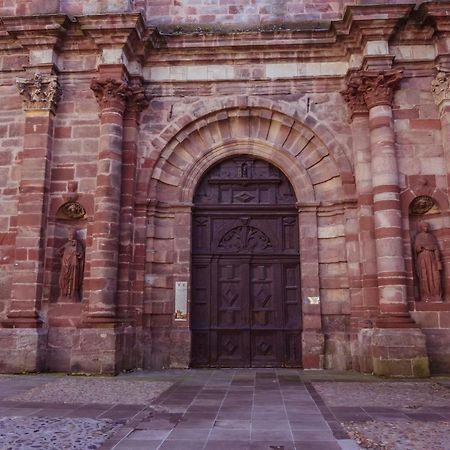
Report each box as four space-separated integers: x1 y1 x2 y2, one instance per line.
414 221 442 302
57 229 85 301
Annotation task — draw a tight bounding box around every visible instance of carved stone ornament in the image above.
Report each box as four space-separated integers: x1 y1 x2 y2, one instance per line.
409 195 435 215
16 73 61 112
127 78 149 115
60 201 87 220
431 69 450 108
341 74 368 118
90 77 130 112
343 69 403 112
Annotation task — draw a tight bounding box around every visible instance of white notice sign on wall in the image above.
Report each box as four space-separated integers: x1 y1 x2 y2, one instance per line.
175 281 188 320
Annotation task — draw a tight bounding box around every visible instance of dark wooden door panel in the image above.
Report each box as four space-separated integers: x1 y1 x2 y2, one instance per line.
191 156 302 368
212 330 251 367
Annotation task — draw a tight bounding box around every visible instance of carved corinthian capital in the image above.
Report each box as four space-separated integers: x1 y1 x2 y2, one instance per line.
342 69 403 115
16 73 61 113
431 69 450 108
127 78 149 119
90 77 130 113
341 74 368 120
358 69 403 109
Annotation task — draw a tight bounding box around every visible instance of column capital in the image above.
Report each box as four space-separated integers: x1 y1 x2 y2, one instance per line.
16 73 61 113
90 77 130 113
341 75 368 120
343 69 403 113
431 69 450 111
126 78 149 119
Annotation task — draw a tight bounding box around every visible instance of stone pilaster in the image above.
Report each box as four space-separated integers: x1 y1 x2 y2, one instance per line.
342 76 379 329
6 74 61 327
345 69 430 377
117 78 148 327
431 69 450 297
298 204 324 369
87 67 129 322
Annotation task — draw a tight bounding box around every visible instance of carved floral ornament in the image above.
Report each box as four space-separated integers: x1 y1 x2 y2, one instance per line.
16 73 61 112
342 69 403 117
90 77 149 114
431 69 450 108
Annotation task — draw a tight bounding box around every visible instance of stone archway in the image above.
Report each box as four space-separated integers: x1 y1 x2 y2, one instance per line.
144 105 354 369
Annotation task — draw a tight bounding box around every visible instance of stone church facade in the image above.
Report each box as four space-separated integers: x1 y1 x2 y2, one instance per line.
0 0 449 377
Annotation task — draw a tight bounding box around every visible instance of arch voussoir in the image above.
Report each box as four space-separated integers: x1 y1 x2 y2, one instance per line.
148 97 354 205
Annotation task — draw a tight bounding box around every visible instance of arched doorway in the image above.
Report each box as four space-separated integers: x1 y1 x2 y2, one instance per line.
191 156 301 367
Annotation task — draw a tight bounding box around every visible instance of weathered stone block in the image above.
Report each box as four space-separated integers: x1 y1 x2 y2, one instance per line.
371 329 430 378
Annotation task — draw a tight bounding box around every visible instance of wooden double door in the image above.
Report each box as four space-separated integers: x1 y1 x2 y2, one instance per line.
191 157 302 367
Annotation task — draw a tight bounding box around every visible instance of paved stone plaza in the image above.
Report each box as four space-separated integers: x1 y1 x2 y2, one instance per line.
0 370 449 450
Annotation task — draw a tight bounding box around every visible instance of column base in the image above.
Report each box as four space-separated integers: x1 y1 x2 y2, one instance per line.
371 328 430 378
301 331 325 369
0 328 47 373
69 327 121 375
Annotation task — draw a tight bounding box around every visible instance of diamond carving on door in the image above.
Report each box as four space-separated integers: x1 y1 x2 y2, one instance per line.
191 157 301 367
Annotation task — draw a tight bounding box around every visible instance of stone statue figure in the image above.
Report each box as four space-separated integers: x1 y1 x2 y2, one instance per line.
58 229 84 301
414 222 442 302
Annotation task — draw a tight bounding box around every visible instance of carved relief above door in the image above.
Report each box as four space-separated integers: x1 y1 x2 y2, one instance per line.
191 157 302 367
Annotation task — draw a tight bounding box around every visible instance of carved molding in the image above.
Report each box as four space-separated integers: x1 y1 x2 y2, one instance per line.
90 77 130 113
342 69 403 115
16 73 61 113
431 69 450 108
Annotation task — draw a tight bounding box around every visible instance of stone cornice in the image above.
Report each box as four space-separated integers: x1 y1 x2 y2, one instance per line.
0 4 450 68
77 13 160 62
0 15 69 50
16 73 61 113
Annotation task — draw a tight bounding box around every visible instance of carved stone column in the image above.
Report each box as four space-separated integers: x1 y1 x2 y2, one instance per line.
347 70 430 377
359 70 413 324
87 69 129 321
117 78 148 330
6 74 61 327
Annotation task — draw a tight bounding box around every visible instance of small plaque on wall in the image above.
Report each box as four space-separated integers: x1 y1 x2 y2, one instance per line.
175 281 188 321
305 296 320 305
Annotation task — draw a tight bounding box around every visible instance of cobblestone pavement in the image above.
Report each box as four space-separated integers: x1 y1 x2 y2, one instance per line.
0 371 450 450
6 377 173 405
0 416 119 450
313 379 450 450
313 381 450 407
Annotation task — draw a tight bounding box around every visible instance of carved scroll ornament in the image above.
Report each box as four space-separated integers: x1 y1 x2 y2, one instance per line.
16 73 61 112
